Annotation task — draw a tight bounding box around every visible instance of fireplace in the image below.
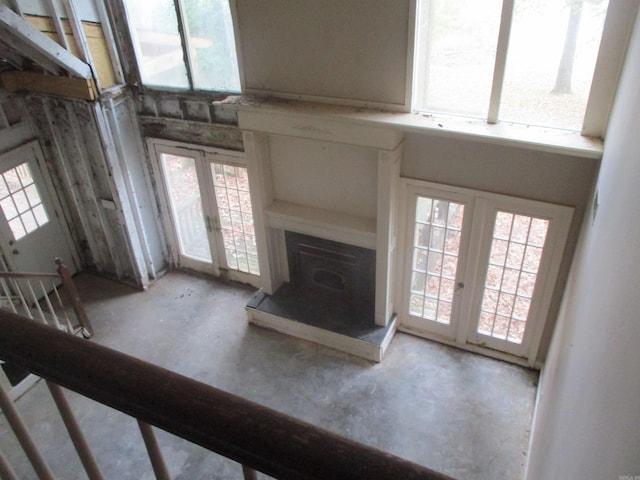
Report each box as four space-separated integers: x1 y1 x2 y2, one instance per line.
245 229 395 362
285 232 375 320
240 104 402 361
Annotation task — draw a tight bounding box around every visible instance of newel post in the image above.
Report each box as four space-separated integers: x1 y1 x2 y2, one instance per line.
55 259 94 338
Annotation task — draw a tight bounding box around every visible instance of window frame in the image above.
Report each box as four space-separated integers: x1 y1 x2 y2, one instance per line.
410 0 638 137
122 0 244 94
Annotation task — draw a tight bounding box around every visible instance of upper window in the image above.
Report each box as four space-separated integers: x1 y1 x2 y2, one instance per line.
413 0 609 132
123 0 241 92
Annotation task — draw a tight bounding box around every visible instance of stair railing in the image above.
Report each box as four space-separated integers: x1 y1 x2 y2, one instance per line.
0 258 93 338
0 308 454 480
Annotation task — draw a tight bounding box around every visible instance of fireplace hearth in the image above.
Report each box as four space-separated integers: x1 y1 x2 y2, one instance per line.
246 232 396 362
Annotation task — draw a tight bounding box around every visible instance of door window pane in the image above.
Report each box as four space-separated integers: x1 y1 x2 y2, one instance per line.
477 211 549 344
414 0 502 117
212 163 259 275
161 154 211 262
0 162 49 240
501 0 609 130
409 196 464 324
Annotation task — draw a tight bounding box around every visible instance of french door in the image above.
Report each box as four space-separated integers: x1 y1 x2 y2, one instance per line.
150 141 260 287
399 180 572 365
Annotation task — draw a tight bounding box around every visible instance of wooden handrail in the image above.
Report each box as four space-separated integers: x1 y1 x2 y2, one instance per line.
0 310 454 480
0 271 59 280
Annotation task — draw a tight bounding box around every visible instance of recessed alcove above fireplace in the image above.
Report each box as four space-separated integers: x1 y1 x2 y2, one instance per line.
239 102 403 361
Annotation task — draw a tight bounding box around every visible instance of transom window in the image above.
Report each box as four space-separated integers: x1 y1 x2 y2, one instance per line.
123 0 241 92
413 0 610 132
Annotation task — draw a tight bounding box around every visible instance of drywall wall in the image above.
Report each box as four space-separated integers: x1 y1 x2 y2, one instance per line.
269 135 379 219
236 0 411 108
525 10 640 479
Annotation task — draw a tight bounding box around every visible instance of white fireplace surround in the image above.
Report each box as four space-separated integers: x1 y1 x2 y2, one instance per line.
239 101 403 359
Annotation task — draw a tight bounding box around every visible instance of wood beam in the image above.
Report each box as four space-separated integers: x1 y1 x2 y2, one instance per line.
0 4 91 79
1 71 97 100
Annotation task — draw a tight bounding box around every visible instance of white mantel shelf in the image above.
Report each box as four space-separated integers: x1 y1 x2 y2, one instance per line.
264 201 377 250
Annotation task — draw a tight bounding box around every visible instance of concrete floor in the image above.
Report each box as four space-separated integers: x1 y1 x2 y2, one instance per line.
0 270 538 479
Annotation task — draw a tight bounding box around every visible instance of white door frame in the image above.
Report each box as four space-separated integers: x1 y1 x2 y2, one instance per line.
397 178 573 367
0 140 81 274
147 138 261 287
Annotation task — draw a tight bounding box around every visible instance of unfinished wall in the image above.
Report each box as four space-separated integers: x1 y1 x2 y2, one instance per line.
525 10 640 479
24 93 165 287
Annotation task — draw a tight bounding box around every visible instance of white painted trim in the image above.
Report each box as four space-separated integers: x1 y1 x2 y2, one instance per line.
487 0 514 124
396 177 574 366
235 98 602 158
228 0 246 93
0 4 91 78
582 0 639 138
264 202 377 251
146 137 246 163
403 0 417 113
243 88 408 114
94 0 125 85
60 0 98 87
238 108 403 151
45 0 70 50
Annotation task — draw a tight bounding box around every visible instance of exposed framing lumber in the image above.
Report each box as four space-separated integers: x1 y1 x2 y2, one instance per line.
61 0 99 89
0 4 91 79
1 71 97 100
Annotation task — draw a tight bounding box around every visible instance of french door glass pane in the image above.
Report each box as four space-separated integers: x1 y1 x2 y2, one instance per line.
477 211 549 344
413 0 502 117
409 196 464 324
501 0 609 130
161 154 212 262
212 163 260 275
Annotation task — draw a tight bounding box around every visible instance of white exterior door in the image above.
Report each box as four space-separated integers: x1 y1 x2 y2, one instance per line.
398 179 572 365
0 141 77 275
150 140 261 287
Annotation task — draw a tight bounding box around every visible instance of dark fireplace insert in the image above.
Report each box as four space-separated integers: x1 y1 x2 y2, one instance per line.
285 232 375 319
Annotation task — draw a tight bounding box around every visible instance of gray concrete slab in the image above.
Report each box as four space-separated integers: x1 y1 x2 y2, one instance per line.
0 271 538 479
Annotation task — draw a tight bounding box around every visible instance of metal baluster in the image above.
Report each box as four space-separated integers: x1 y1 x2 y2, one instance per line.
51 280 75 333
45 381 105 480
137 421 171 480
0 448 20 480
0 383 55 480
39 281 62 331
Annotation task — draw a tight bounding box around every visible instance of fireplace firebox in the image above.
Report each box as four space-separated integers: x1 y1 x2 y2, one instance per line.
285 232 375 319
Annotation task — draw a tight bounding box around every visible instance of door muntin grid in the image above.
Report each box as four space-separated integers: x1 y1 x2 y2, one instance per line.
477 211 549 344
211 163 260 275
0 162 49 240
409 196 465 325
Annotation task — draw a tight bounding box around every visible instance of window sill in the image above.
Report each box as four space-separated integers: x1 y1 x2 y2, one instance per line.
229 96 604 159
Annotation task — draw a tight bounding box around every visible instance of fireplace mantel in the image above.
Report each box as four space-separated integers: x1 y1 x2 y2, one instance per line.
241 102 403 361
